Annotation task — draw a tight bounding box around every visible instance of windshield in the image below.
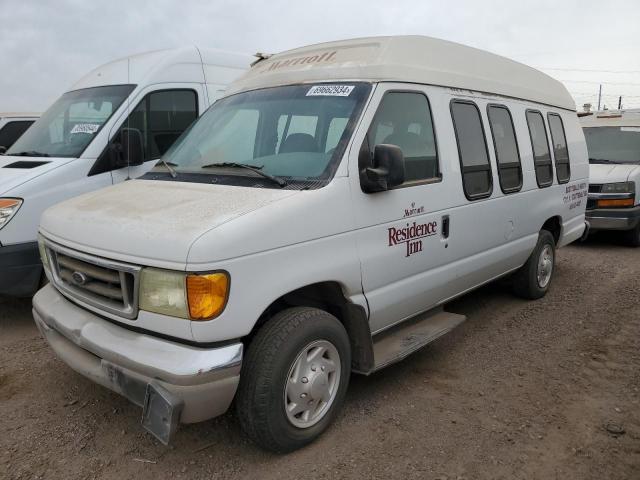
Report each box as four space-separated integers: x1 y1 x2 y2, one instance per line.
7 84 135 158
156 83 371 188
584 126 640 164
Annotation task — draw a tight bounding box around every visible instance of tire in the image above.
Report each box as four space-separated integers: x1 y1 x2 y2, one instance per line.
512 230 556 300
236 307 351 453
623 223 640 247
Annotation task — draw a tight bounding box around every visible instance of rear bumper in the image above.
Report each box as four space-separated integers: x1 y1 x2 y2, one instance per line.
586 206 640 231
0 241 42 297
32 285 242 442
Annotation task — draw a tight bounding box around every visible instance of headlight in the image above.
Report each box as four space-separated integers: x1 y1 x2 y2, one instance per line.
0 198 22 230
601 181 635 194
139 268 229 320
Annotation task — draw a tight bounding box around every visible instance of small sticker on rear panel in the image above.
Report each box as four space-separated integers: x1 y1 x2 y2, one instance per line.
306 85 355 97
621 127 640 132
70 123 100 134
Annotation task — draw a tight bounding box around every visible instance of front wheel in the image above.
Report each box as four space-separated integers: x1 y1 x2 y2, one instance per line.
236 307 351 453
623 223 640 247
512 230 556 300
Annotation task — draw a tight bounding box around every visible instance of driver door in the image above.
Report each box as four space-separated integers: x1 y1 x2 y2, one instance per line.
349 84 459 334
109 84 204 183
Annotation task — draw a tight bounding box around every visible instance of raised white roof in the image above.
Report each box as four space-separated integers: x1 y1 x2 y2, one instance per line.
580 109 640 127
70 46 251 91
227 35 575 111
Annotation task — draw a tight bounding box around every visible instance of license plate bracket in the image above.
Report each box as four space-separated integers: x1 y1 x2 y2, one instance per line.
141 382 184 445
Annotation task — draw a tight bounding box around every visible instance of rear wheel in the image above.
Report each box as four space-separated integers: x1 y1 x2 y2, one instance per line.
236 307 351 453
512 230 556 299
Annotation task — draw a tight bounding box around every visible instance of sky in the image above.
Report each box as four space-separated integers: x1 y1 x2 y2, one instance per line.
1 0 640 113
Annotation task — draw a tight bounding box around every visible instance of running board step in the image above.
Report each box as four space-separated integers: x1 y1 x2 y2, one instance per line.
371 308 466 372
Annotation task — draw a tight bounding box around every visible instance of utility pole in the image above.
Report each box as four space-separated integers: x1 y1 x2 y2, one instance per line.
597 84 602 110
618 96 622 110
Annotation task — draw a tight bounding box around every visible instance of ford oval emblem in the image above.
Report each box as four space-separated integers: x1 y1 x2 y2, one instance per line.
71 271 88 286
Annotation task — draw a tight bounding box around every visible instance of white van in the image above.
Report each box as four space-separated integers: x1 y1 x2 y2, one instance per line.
580 109 640 246
0 112 40 152
33 36 588 452
0 47 249 296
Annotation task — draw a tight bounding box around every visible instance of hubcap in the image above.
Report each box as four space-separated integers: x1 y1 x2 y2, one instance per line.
284 339 341 428
536 244 554 288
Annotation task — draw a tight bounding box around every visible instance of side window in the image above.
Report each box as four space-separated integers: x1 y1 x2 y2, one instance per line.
487 105 522 193
525 110 553 187
451 100 493 199
120 89 198 162
366 91 439 185
547 113 571 183
0 121 34 149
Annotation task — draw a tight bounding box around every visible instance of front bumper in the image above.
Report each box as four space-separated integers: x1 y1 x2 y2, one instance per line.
33 284 242 443
0 241 42 296
585 205 640 231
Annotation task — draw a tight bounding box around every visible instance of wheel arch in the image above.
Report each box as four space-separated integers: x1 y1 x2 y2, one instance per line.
541 215 562 245
244 281 374 373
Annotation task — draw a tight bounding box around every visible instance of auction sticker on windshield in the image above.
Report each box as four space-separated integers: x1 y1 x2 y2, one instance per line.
70 123 100 134
306 85 355 96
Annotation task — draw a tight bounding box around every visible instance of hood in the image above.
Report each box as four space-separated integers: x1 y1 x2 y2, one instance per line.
0 155 73 195
589 163 640 184
40 179 298 268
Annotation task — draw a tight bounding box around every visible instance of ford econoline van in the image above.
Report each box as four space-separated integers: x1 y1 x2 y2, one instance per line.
0 112 39 152
580 109 640 246
33 36 588 452
0 47 249 296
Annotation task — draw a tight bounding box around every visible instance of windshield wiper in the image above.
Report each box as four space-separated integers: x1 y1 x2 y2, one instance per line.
200 162 287 188
9 151 50 157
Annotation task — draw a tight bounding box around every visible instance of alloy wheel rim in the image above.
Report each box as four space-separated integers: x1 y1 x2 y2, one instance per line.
284 339 341 429
537 244 554 288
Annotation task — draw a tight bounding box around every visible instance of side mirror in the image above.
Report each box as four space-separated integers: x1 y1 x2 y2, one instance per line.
109 127 145 169
0 146 6 155
361 144 405 193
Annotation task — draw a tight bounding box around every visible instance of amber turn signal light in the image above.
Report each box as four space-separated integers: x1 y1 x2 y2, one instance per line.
186 272 230 320
596 198 635 208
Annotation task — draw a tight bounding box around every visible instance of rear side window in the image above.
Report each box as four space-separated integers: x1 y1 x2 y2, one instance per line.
0 120 35 149
547 113 571 183
487 106 522 193
367 91 439 185
451 100 492 199
526 110 553 187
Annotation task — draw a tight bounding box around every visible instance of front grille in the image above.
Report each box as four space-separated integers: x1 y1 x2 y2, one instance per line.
589 184 602 193
43 239 141 319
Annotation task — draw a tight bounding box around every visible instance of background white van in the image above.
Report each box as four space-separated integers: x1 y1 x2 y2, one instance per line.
0 112 40 153
580 109 640 246
33 36 588 451
0 47 249 296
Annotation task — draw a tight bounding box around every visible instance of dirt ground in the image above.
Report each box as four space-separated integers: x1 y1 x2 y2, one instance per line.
1 235 639 480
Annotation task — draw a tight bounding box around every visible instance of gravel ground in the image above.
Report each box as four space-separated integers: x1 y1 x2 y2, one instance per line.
1 236 639 480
